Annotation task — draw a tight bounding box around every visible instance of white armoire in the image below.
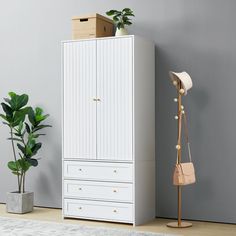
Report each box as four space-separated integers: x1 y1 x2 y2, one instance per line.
62 35 155 226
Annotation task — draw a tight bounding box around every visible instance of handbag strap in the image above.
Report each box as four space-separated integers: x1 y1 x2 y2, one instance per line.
176 110 182 164
183 111 192 162
176 108 192 163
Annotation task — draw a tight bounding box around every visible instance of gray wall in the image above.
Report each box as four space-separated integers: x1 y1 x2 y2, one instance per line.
0 0 235 223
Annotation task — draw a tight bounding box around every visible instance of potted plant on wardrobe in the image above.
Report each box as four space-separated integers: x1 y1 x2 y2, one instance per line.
0 92 51 213
106 8 135 36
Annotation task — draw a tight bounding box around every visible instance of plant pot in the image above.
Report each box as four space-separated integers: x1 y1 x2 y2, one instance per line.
115 27 128 36
6 191 34 214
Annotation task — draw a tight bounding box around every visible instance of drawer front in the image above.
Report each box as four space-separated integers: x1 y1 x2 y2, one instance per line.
64 161 133 182
64 180 133 202
64 199 133 223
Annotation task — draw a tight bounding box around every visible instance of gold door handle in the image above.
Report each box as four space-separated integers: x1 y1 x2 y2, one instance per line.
93 98 101 101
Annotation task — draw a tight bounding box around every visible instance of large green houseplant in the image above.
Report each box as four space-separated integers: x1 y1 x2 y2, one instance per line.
106 8 135 36
0 92 51 213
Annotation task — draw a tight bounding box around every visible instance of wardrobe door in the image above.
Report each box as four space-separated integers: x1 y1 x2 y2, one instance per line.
97 37 133 161
63 41 96 159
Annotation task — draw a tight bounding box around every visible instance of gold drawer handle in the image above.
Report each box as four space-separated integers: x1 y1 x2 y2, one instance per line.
113 189 117 193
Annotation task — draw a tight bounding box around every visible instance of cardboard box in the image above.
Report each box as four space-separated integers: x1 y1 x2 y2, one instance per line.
72 13 114 39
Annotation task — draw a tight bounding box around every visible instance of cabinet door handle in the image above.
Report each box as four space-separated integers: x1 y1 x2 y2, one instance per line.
93 98 101 101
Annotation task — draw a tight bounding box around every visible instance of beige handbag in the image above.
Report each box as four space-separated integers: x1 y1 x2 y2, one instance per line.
173 111 196 186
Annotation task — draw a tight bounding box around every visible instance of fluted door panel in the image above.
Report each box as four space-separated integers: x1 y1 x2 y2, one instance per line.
63 41 96 159
97 38 133 161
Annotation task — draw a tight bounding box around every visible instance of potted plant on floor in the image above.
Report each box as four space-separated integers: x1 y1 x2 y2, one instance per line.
106 8 135 36
0 92 51 213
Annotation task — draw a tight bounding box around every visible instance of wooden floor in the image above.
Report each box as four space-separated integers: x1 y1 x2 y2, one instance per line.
0 204 235 236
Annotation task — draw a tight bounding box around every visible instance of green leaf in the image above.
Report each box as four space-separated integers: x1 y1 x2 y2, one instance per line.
0 114 11 123
26 158 38 167
125 21 132 26
117 22 124 29
35 107 43 116
122 8 131 13
8 92 17 99
25 146 33 157
25 122 31 133
7 138 23 142
18 159 31 172
27 137 36 149
106 10 119 16
1 103 13 117
18 120 23 133
32 124 52 132
124 13 135 17
8 93 18 110
28 107 36 126
122 16 129 21
8 161 19 171
114 12 121 17
12 107 30 127
17 94 29 110
32 133 45 138
17 143 25 155
12 171 20 176
12 116 25 127
32 142 42 155
14 132 22 137
34 107 50 124
113 16 119 22
8 93 29 111
37 114 49 123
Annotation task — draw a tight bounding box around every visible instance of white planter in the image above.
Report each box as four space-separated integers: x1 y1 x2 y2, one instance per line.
6 191 34 214
115 27 128 36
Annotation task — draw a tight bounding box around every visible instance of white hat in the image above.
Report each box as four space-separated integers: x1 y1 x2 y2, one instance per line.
169 71 193 95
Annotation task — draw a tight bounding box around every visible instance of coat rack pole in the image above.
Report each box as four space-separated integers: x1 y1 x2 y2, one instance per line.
177 82 182 226
167 81 192 228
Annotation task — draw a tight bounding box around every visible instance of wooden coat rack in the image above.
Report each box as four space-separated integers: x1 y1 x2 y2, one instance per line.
167 80 192 228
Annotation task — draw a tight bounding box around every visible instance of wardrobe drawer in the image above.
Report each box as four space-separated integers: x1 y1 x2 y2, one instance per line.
64 180 133 202
64 199 133 223
64 161 133 182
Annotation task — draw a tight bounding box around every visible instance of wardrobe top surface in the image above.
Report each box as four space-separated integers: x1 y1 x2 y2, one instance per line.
62 35 153 44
